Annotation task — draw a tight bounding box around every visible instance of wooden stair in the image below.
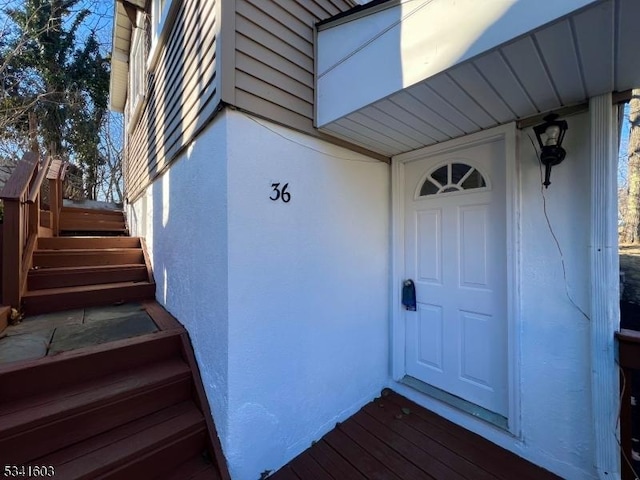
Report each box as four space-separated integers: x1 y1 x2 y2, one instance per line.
24 208 155 315
59 206 128 235
0 309 229 479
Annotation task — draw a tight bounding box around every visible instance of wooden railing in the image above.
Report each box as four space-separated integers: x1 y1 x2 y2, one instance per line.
47 158 67 236
617 329 640 480
0 149 64 310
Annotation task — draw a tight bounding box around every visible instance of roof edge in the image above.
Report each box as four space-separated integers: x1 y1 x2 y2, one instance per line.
317 0 397 30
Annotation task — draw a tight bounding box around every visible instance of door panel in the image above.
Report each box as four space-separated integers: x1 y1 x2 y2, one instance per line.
416 304 443 371
404 139 508 416
459 205 489 289
417 209 442 284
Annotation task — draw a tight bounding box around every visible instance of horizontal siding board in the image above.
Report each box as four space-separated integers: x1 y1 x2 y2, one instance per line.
155 71 219 176
237 1 312 58
244 0 312 48
271 0 317 26
295 0 340 21
134 14 217 182
235 89 313 131
125 0 221 202
235 26 313 77
236 71 312 118
233 0 355 138
148 22 217 160
236 51 313 103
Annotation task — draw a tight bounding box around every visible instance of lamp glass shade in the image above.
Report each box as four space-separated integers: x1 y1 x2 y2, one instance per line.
544 125 561 146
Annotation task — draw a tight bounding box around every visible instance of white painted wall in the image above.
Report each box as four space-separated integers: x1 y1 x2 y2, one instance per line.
223 110 390 479
127 109 391 479
392 111 595 479
126 113 231 442
317 0 599 126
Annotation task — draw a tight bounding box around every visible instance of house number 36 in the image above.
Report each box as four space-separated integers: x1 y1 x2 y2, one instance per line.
270 183 291 203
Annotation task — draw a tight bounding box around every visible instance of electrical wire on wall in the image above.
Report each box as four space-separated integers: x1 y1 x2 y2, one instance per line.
240 111 384 164
527 133 590 322
318 0 436 79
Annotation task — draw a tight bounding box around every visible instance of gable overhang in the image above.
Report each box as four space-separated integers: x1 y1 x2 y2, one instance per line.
109 0 143 113
316 0 640 156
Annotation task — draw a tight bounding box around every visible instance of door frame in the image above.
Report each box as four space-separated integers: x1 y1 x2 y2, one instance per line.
390 123 520 436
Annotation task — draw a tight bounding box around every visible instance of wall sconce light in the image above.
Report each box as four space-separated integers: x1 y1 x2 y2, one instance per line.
533 113 568 188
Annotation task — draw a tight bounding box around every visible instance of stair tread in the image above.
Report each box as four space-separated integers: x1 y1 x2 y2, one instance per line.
34 248 141 254
60 219 125 224
24 281 154 297
0 359 190 432
163 455 221 480
42 404 205 478
0 329 184 401
61 206 123 214
30 264 147 274
37 237 140 249
35 401 196 466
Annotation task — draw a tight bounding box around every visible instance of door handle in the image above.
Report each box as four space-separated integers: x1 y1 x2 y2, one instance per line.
402 280 416 311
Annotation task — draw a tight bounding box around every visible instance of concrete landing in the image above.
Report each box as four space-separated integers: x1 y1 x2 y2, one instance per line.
0 302 158 365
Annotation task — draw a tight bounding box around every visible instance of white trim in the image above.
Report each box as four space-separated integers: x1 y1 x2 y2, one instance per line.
391 123 521 435
391 158 405 381
589 93 620 479
147 0 179 72
504 123 520 437
127 21 146 131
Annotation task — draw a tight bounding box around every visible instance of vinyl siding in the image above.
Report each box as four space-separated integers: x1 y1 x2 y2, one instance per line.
231 0 357 139
125 0 221 202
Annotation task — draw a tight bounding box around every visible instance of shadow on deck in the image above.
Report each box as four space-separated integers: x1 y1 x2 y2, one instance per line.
272 390 560 480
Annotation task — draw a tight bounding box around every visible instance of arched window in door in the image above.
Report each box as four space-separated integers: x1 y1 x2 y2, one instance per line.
419 162 488 197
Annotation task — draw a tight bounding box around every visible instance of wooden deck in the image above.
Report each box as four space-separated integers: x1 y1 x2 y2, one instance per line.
271 390 560 480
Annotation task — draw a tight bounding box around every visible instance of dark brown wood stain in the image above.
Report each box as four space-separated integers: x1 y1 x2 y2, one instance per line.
271 391 561 480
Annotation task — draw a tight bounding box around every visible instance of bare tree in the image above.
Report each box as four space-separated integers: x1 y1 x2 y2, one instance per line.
97 113 123 203
0 1 121 204
621 89 640 244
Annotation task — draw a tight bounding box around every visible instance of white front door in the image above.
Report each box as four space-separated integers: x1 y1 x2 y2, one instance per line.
403 138 508 416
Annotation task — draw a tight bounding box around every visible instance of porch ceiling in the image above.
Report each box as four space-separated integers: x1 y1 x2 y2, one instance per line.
316 0 640 157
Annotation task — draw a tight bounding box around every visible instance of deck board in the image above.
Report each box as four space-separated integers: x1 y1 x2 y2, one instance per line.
271 389 561 480
308 440 367 480
360 402 497 480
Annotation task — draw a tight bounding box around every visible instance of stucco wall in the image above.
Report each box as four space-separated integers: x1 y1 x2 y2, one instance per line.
392 111 595 479
127 109 391 479
518 112 594 478
126 113 231 442
224 110 390 478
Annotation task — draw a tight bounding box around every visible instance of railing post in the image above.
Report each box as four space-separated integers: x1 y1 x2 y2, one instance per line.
49 177 60 237
28 194 40 238
620 367 634 480
2 199 23 308
617 329 640 480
